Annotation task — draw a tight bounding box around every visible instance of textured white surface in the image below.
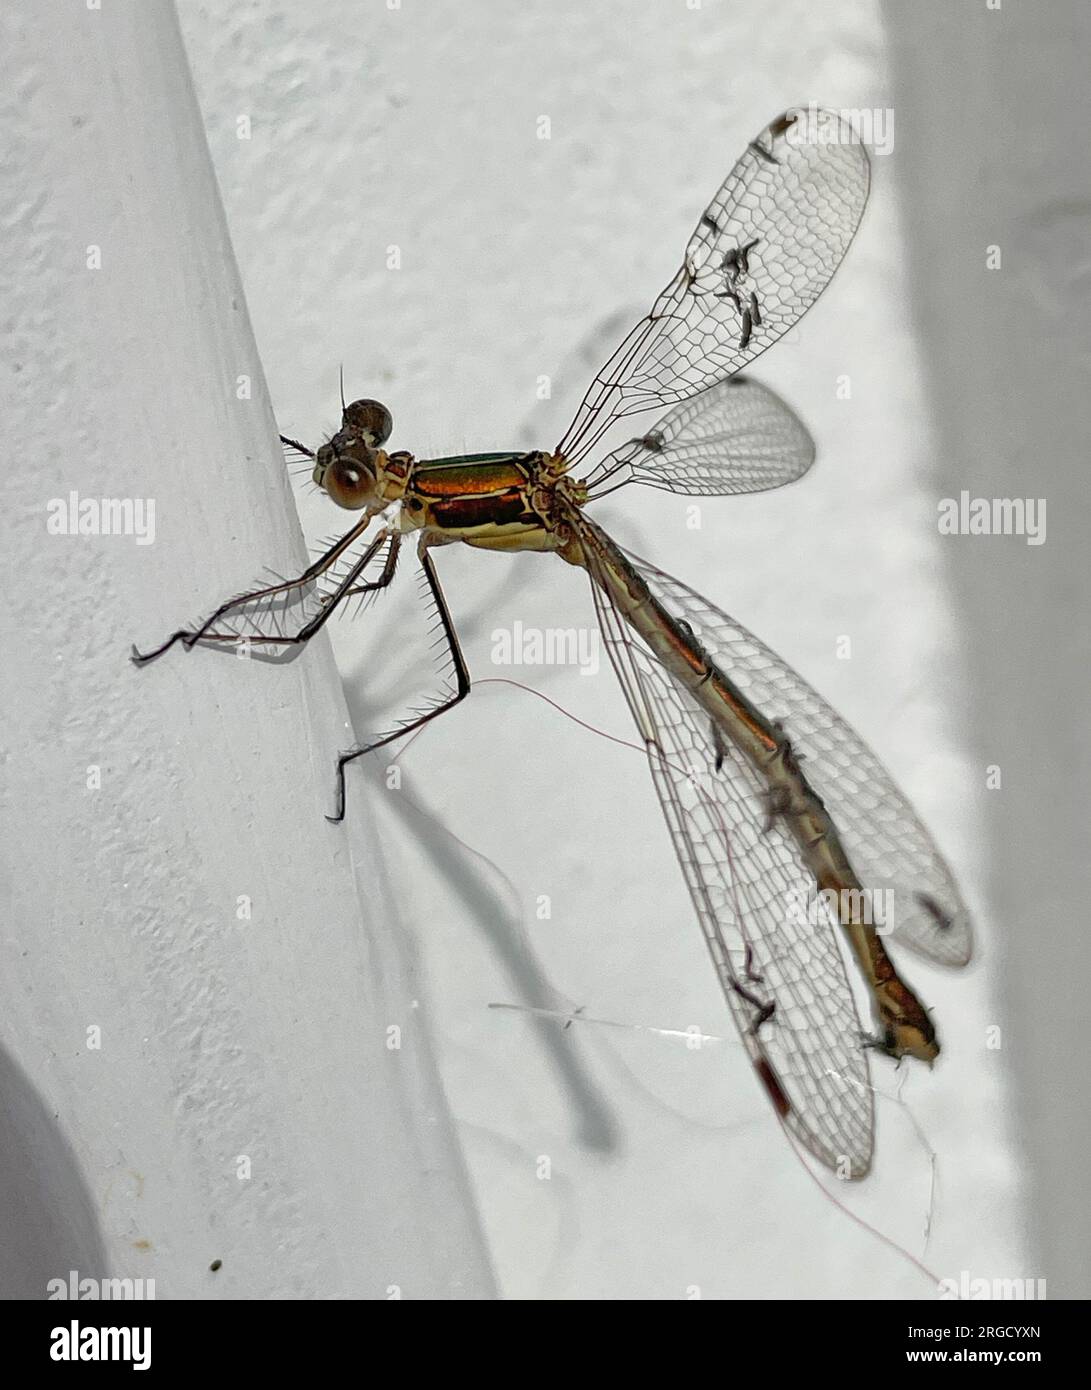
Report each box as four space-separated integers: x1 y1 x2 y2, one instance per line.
170 0 1035 1298
0 0 494 1298
883 0 1091 1300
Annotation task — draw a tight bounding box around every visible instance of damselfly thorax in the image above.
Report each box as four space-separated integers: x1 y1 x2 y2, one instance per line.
135 109 972 1178
396 452 587 555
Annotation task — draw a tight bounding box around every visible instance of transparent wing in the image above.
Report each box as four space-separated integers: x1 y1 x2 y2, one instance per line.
623 550 973 967
557 108 870 467
579 521 875 1176
582 375 815 498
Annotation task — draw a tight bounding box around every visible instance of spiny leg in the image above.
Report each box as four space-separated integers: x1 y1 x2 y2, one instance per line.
301 530 402 645
279 433 315 459
328 541 470 824
130 516 374 663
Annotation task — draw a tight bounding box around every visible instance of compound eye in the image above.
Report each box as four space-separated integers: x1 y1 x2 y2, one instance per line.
325 457 376 510
342 398 393 447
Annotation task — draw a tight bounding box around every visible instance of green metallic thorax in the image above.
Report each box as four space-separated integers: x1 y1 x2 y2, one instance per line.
392 450 578 553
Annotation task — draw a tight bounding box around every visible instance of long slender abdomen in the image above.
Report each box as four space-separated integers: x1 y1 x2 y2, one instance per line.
579 517 938 1063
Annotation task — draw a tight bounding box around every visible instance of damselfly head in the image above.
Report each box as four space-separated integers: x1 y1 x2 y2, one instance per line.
313 400 393 510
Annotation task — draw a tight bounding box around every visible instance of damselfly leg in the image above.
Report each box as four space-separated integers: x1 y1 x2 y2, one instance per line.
129 522 390 663
327 541 470 823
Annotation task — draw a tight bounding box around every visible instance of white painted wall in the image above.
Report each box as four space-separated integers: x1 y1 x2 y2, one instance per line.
0 0 494 1299
883 0 1091 1299
9 0 1072 1302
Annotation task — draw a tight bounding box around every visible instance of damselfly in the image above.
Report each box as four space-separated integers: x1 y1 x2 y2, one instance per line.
134 109 972 1177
